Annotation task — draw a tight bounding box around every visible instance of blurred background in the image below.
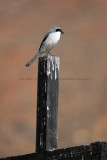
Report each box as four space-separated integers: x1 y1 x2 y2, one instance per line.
0 0 107 158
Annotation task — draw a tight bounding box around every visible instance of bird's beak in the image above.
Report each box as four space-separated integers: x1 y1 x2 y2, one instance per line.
61 29 64 34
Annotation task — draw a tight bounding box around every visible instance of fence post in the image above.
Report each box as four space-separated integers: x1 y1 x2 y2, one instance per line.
36 54 60 152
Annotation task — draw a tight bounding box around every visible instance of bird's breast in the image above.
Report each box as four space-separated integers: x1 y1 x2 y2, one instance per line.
46 32 60 49
43 32 61 52
49 32 61 44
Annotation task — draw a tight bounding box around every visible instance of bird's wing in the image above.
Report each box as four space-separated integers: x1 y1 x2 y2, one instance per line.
39 32 50 51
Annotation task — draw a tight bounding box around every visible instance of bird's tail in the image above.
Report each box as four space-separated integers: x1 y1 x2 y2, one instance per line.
25 51 41 67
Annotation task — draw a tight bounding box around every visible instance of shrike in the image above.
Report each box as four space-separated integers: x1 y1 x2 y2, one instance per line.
25 26 64 67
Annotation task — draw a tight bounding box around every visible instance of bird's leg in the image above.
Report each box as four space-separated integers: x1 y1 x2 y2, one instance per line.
45 52 49 60
48 51 53 56
45 52 53 60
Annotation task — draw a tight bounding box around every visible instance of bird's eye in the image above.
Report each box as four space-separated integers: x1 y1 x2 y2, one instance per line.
56 29 61 32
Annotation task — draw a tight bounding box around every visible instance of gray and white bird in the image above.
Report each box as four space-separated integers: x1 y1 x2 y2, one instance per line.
25 26 64 67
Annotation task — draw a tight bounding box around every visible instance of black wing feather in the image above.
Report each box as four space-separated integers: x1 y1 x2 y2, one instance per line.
39 32 50 51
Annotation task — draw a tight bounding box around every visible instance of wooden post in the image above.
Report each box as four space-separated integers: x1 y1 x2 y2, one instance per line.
1 55 107 160
36 54 60 152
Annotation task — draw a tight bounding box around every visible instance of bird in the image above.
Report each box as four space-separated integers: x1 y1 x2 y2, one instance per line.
25 26 64 67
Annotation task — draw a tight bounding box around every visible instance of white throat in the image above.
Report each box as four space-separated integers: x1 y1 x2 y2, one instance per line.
49 32 61 44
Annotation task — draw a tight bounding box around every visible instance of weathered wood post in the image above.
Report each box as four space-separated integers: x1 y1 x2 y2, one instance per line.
1 55 107 160
36 54 60 152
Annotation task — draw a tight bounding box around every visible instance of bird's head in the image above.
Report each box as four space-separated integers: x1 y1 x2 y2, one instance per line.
50 26 64 34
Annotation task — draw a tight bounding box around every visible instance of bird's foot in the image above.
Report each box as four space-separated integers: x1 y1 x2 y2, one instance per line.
47 52 53 56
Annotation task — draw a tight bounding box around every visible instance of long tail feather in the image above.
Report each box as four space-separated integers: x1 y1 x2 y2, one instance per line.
25 52 41 67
